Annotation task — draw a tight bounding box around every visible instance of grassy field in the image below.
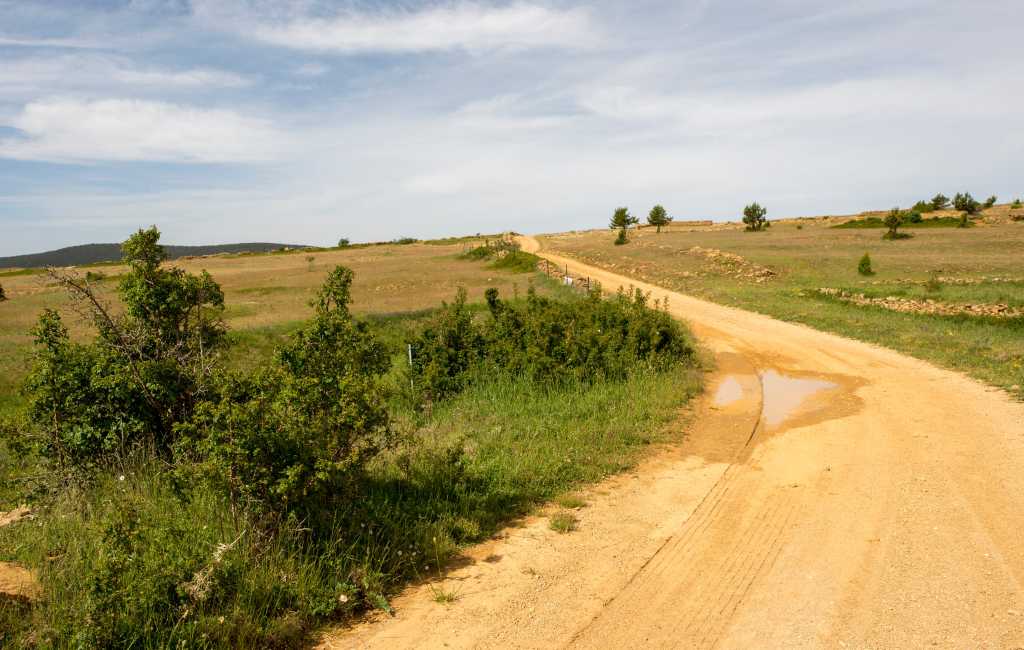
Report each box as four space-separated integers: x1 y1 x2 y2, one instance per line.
543 215 1024 398
0 239 542 417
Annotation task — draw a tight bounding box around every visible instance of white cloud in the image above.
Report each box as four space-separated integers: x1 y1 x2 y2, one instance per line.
0 54 253 99
0 98 284 163
199 2 598 54
0 35 105 49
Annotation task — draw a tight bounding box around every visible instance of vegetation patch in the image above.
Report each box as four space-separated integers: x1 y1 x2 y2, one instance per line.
832 216 970 229
0 228 702 647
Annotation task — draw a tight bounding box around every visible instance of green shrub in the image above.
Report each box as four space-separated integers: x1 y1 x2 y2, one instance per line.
983 195 997 209
392 237 418 245
647 204 671 232
858 253 874 276
882 208 911 240
338 238 350 247
614 228 628 245
911 200 934 214
177 266 392 523
1011 199 1022 209
931 193 950 210
905 210 923 223
23 227 226 471
489 251 540 273
0 282 5 302
409 285 694 403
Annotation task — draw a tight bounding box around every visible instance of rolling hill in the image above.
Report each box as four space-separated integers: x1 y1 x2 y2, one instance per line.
0 242 309 269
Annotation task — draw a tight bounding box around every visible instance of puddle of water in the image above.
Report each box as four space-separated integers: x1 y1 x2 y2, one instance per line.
760 370 836 428
713 376 744 406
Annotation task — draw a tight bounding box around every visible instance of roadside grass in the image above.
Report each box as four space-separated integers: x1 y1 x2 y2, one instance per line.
549 512 579 534
0 275 702 647
543 222 1024 397
554 494 587 509
489 251 541 273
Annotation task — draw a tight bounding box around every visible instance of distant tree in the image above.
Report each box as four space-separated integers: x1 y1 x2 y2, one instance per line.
0 282 6 302
931 193 950 210
911 200 933 214
647 205 671 233
983 195 998 209
953 192 980 215
1012 198 1022 209
858 253 874 276
742 202 768 231
338 238 350 248
609 207 638 244
882 208 907 240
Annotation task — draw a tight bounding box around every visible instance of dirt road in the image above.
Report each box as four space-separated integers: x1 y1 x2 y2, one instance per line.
323 236 1024 649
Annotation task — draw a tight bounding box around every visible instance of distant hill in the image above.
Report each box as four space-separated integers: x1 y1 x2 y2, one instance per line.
0 242 309 269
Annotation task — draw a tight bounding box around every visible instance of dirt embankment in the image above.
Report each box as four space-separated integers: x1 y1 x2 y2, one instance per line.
321 235 1024 649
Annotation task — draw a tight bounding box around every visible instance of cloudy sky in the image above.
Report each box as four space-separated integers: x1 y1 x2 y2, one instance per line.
1 0 1021 255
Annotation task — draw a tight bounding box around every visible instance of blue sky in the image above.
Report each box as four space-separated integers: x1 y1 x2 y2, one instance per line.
1 0 1021 255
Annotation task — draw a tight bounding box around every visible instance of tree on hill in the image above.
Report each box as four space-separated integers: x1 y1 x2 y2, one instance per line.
338 238 350 247
953 192 980 215
983 195 997 209
931 193 950 210
742 202 768 231
647 205 671 233
882 208 908 240
610 207 638 244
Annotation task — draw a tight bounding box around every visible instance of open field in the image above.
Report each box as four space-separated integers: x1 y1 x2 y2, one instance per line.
0 239 543 416
542 217 1024 398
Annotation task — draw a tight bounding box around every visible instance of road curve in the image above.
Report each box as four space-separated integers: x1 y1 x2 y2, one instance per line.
324 235 1024 649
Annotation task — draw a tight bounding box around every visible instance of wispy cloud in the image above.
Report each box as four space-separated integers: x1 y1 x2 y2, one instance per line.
197 2 599 54
0 98 284 163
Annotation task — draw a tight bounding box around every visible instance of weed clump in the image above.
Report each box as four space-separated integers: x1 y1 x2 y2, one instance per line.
549 512 579 533
0 282 6 302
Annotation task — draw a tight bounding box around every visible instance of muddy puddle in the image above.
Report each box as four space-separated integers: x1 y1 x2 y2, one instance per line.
759 370 836 428
713 376 744 406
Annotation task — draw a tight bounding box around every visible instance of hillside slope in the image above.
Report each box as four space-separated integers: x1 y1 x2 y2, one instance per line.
0 242 307 269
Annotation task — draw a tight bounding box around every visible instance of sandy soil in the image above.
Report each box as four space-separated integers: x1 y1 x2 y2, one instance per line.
320 235 1024 649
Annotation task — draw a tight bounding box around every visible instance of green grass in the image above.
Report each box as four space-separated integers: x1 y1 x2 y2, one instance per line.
0 292 702 648
548 512 579 534
832 216 970 229
489 251 540 273
554 494 587 509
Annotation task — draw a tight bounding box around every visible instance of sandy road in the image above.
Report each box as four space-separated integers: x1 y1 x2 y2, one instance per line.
323 235 1024 649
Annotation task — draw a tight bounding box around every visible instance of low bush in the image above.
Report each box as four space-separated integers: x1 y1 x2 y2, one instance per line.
911 200 934 214
409 285 694 403
0 282 5 302
953 192 980 215
858 253 874 276
489 250 540 273
1011 199 1022 209
983 195 998 209
614 228 628 245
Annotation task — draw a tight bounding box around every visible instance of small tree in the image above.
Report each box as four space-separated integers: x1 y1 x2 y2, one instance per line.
742 203 768 231
882 208 908 240
609 207 637 244
858 253 874 276
338 238 350 247
931 193 950 210
911 200 933 214
614 229 628 245
1011 198 1022 209
953 192 979 215
647 205 671 233
983 195 997 209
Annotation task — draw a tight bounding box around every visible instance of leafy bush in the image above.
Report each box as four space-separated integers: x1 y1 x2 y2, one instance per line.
0 282 5 302
489 251 540 273
983 195 997 209
905 210 923 223
742 202 768 231
409 286 694 403
392 237 418 245
23 227 226 471
177 266 392 523
1011 198 1022 209
858 253 874 276
338 238 350 247
614 228 628 245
